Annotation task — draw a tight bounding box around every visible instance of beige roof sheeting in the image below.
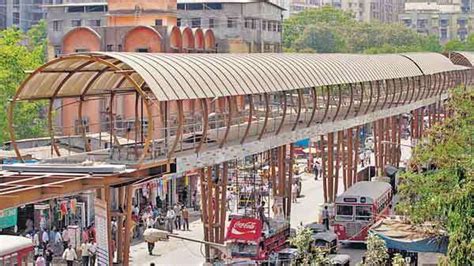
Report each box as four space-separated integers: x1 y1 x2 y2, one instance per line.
15 52 467 102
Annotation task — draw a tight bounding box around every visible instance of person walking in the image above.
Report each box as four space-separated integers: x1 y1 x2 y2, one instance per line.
292 183 298 203
166 207 175 233
88 240 97 266
322 206 330 230
182 206 190 231
35 254 46 266
147 240 155 255
80 240 90 266
62 245 77 266
313 161 321 180
44 246 54 266
173 203 182 230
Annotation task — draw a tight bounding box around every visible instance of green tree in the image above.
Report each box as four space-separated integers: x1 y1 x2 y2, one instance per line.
0 22 48 144
397 87 473 264
363 233 389 265
444 39 465 52
283 6 443 54
289 226 330 265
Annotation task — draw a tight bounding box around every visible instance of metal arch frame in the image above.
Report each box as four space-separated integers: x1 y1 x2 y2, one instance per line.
219 96 233 148
275 91 287 135
291 89 303 131
168 100 184 161
320 86 331 123
8 55 154 163
258 93 270 140
343 84 353 120
196 98 209 153
388 79 397 109
364 81 374 115
307 87 318 127
372 80 381 112
354 82 364 117
240 94 254 144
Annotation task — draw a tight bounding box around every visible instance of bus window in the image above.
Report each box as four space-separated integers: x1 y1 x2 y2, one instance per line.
336 205 353 221
355 206 372 221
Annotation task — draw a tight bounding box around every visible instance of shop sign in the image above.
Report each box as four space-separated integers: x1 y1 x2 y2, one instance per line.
226 218 262 242
0 208 17 229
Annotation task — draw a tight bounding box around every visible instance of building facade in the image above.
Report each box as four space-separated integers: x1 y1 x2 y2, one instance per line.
177 0 284 52
1 0 48 31
341 0 404 23
400 0 474 42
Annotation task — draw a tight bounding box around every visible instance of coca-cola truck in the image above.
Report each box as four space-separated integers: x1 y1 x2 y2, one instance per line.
225 217 290 261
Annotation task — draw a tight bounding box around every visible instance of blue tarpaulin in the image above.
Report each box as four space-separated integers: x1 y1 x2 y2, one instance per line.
373 231 448 254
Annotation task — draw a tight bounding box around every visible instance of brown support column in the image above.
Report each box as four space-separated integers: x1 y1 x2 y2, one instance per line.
321 135 328 203
123 185 133 266
287 144 294 218
384 118 390 168
396 115 401 167
376 120 384 176
271 149 277 196
340 130 347 191
116 187 124 263
390 116 397 166
213 166 220 245
353 126 360 185
219 163 228 244
420 107 425 137
335 131 341 197
206 167 215 259
327 133 334 203
373 121 379 175
199 168 210 261
347 128 353 187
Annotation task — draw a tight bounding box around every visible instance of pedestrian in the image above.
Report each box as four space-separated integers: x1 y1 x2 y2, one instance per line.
61 228 70 251
42 229 50 249
156 196 163 214
192 190 197 210
313 161 320 180
174 203 182 230
35 254 46 266
62 245 77 266
80 240 90 266
182 206 190 231
88 240 97 266
44 246 54 266
322 206 330 230
292 183 298 203
258 201 270 229
147 240 155 255
166 207 175 233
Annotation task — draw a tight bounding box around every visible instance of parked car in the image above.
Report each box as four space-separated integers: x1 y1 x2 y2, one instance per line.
276 248 299 265
305 222 338 254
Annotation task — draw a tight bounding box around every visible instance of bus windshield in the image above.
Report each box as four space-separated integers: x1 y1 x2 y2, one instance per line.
355 205 372 221
336 205 353 221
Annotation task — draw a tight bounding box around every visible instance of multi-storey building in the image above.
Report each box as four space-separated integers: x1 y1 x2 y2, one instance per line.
282 0 341 18
177 0 284 52
399 0 474 42
1 0 47 31
340 0 404 22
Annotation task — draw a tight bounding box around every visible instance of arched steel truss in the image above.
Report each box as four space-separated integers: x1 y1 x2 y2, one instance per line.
8 52 472 166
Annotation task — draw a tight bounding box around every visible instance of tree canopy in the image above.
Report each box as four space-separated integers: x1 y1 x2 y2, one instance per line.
397 87 473 264
283 7 443 54
0 20 48 145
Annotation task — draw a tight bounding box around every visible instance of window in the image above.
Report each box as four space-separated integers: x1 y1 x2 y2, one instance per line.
136 48 149 52
53 20 62 31
205 3 222 9
267 21 273 31
336 205 353 221
177 18 182 27
177 4 185 9
191 17 201 28
187 3 204 10
251 19 256 29
440 18 449 27
402 19 411 27
86 5 106 12
355 206 372 221
89 19 101 27
209 18 215 28
71 19 82 27
155 19 163 26
277 23 282 32
227 17 238 28
440 28 448 40
13 0 19 7
262 20 267 31
75 48 89 53
117 45 122 52
244 18 251 28
13 12 20 25
67 6 85 13
54 46 61 58
106 45 113 51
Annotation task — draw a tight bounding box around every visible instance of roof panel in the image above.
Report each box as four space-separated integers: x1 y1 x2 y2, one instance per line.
15 52 466 102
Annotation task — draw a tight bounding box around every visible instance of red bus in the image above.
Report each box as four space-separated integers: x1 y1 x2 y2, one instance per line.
333 181 392 243
0 235 34 265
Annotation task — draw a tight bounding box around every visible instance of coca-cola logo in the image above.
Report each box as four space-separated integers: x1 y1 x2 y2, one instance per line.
234 221 256 231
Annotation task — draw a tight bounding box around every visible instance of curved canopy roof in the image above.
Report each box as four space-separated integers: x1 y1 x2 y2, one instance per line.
401 52 466 75
16 52 467 102
445 51 474 67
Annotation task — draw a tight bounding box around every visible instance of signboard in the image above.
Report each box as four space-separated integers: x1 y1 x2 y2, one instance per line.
0 208 17 229
94 199 110 266
226 218 262 242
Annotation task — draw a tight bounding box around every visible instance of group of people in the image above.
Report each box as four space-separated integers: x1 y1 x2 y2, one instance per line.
165 202 190 233
29 224 97 266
